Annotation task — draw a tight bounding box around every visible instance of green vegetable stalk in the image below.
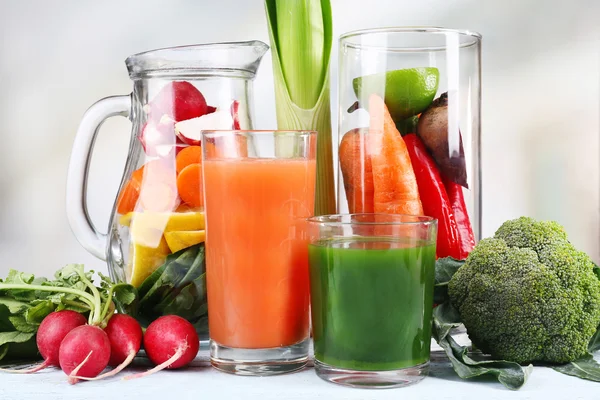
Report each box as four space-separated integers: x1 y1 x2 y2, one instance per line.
264 0 335 216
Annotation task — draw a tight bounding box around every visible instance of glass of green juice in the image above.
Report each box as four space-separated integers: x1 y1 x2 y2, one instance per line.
307 213 437 388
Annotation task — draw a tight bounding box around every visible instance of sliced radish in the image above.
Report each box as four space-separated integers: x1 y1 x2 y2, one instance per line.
148 81 208 122
175 109 234 146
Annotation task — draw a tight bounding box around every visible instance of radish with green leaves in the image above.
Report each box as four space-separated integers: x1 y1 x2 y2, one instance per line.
0 264 137 382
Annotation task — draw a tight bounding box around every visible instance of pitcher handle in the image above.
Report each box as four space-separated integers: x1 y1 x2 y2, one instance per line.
66 95 132 260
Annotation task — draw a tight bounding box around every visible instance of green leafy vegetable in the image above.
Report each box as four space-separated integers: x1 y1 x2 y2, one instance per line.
433 257 464 305
134 244 208 332
432 303 533 390
552 354 600 381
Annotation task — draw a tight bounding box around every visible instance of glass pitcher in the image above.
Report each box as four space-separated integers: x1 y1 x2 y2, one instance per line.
66 41 269 339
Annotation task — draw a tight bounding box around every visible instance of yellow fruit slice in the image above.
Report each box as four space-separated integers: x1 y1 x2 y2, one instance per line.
127 236 171 287
164 230 206 253
119 211 205 232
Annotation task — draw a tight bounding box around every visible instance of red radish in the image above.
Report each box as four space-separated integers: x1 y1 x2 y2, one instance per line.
124 315 199 380
149 81 208 122
70 314 143 382
59 325 111 384
175 109 234 145
0 310 86 374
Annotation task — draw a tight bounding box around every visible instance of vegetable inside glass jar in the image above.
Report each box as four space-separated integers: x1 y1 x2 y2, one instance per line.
66 41 269 341
337 27 482 259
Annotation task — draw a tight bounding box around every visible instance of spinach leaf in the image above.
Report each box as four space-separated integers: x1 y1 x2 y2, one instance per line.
432 302 533 390
434 257 464 305
138 245 200 310
162 273 207 321
552 354 600 381
135 244 208 331
154 244 205 311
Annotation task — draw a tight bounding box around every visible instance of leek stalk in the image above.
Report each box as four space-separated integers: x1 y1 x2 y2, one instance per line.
264 0 335 215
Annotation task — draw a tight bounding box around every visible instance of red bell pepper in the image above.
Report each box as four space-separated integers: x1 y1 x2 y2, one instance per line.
404 134 461 259
443 177 475 258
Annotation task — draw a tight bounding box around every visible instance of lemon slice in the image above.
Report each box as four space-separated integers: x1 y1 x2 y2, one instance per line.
127 236 171 287
119 211 205 232
164 230 206 253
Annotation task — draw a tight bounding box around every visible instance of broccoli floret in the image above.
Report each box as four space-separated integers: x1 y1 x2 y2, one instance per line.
448 217 600 364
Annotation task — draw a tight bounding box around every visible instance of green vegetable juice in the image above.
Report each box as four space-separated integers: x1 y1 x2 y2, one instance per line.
308 237 436 371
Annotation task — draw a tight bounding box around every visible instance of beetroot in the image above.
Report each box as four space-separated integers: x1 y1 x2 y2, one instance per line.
416 92 468 188
59 325 111 384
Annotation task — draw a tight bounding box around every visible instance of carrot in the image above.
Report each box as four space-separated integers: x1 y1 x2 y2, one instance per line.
177 163 204 208
176 146 202 174
117 160 179 214
116 167 145 214
339 128 374 213
367 94 423 215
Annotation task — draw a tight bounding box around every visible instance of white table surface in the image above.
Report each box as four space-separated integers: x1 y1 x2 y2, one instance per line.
0 344 597 400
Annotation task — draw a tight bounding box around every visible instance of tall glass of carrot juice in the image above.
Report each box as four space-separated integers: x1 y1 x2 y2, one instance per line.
201 130 317 376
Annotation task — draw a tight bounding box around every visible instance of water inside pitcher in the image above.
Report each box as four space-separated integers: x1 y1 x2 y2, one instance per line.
66 41 269 337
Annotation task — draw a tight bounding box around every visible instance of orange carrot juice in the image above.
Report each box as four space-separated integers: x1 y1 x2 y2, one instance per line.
203 158 316 349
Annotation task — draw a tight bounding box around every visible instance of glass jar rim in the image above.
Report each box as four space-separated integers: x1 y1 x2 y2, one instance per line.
340 26 481 52
308 213 437 226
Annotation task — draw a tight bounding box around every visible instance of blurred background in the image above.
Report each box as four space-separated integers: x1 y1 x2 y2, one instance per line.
0 0 598 277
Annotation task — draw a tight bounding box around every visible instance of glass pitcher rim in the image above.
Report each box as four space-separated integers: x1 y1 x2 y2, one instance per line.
340 26 481 52
125 40 270 80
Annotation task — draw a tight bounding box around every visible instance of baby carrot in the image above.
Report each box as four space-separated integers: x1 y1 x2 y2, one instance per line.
339 128 374 213
176 146 202 174
367 94 423 216
177 163 204 208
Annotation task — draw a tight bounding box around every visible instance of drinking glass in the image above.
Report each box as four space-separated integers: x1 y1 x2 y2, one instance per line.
308 213 437 388
201 130 317 375
337 27 481 261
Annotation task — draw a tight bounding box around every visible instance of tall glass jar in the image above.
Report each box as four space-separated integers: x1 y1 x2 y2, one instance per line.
337 28 481 260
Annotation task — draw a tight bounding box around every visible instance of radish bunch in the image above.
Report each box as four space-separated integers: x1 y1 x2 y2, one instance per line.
4 311 199 383
0 265 199 383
